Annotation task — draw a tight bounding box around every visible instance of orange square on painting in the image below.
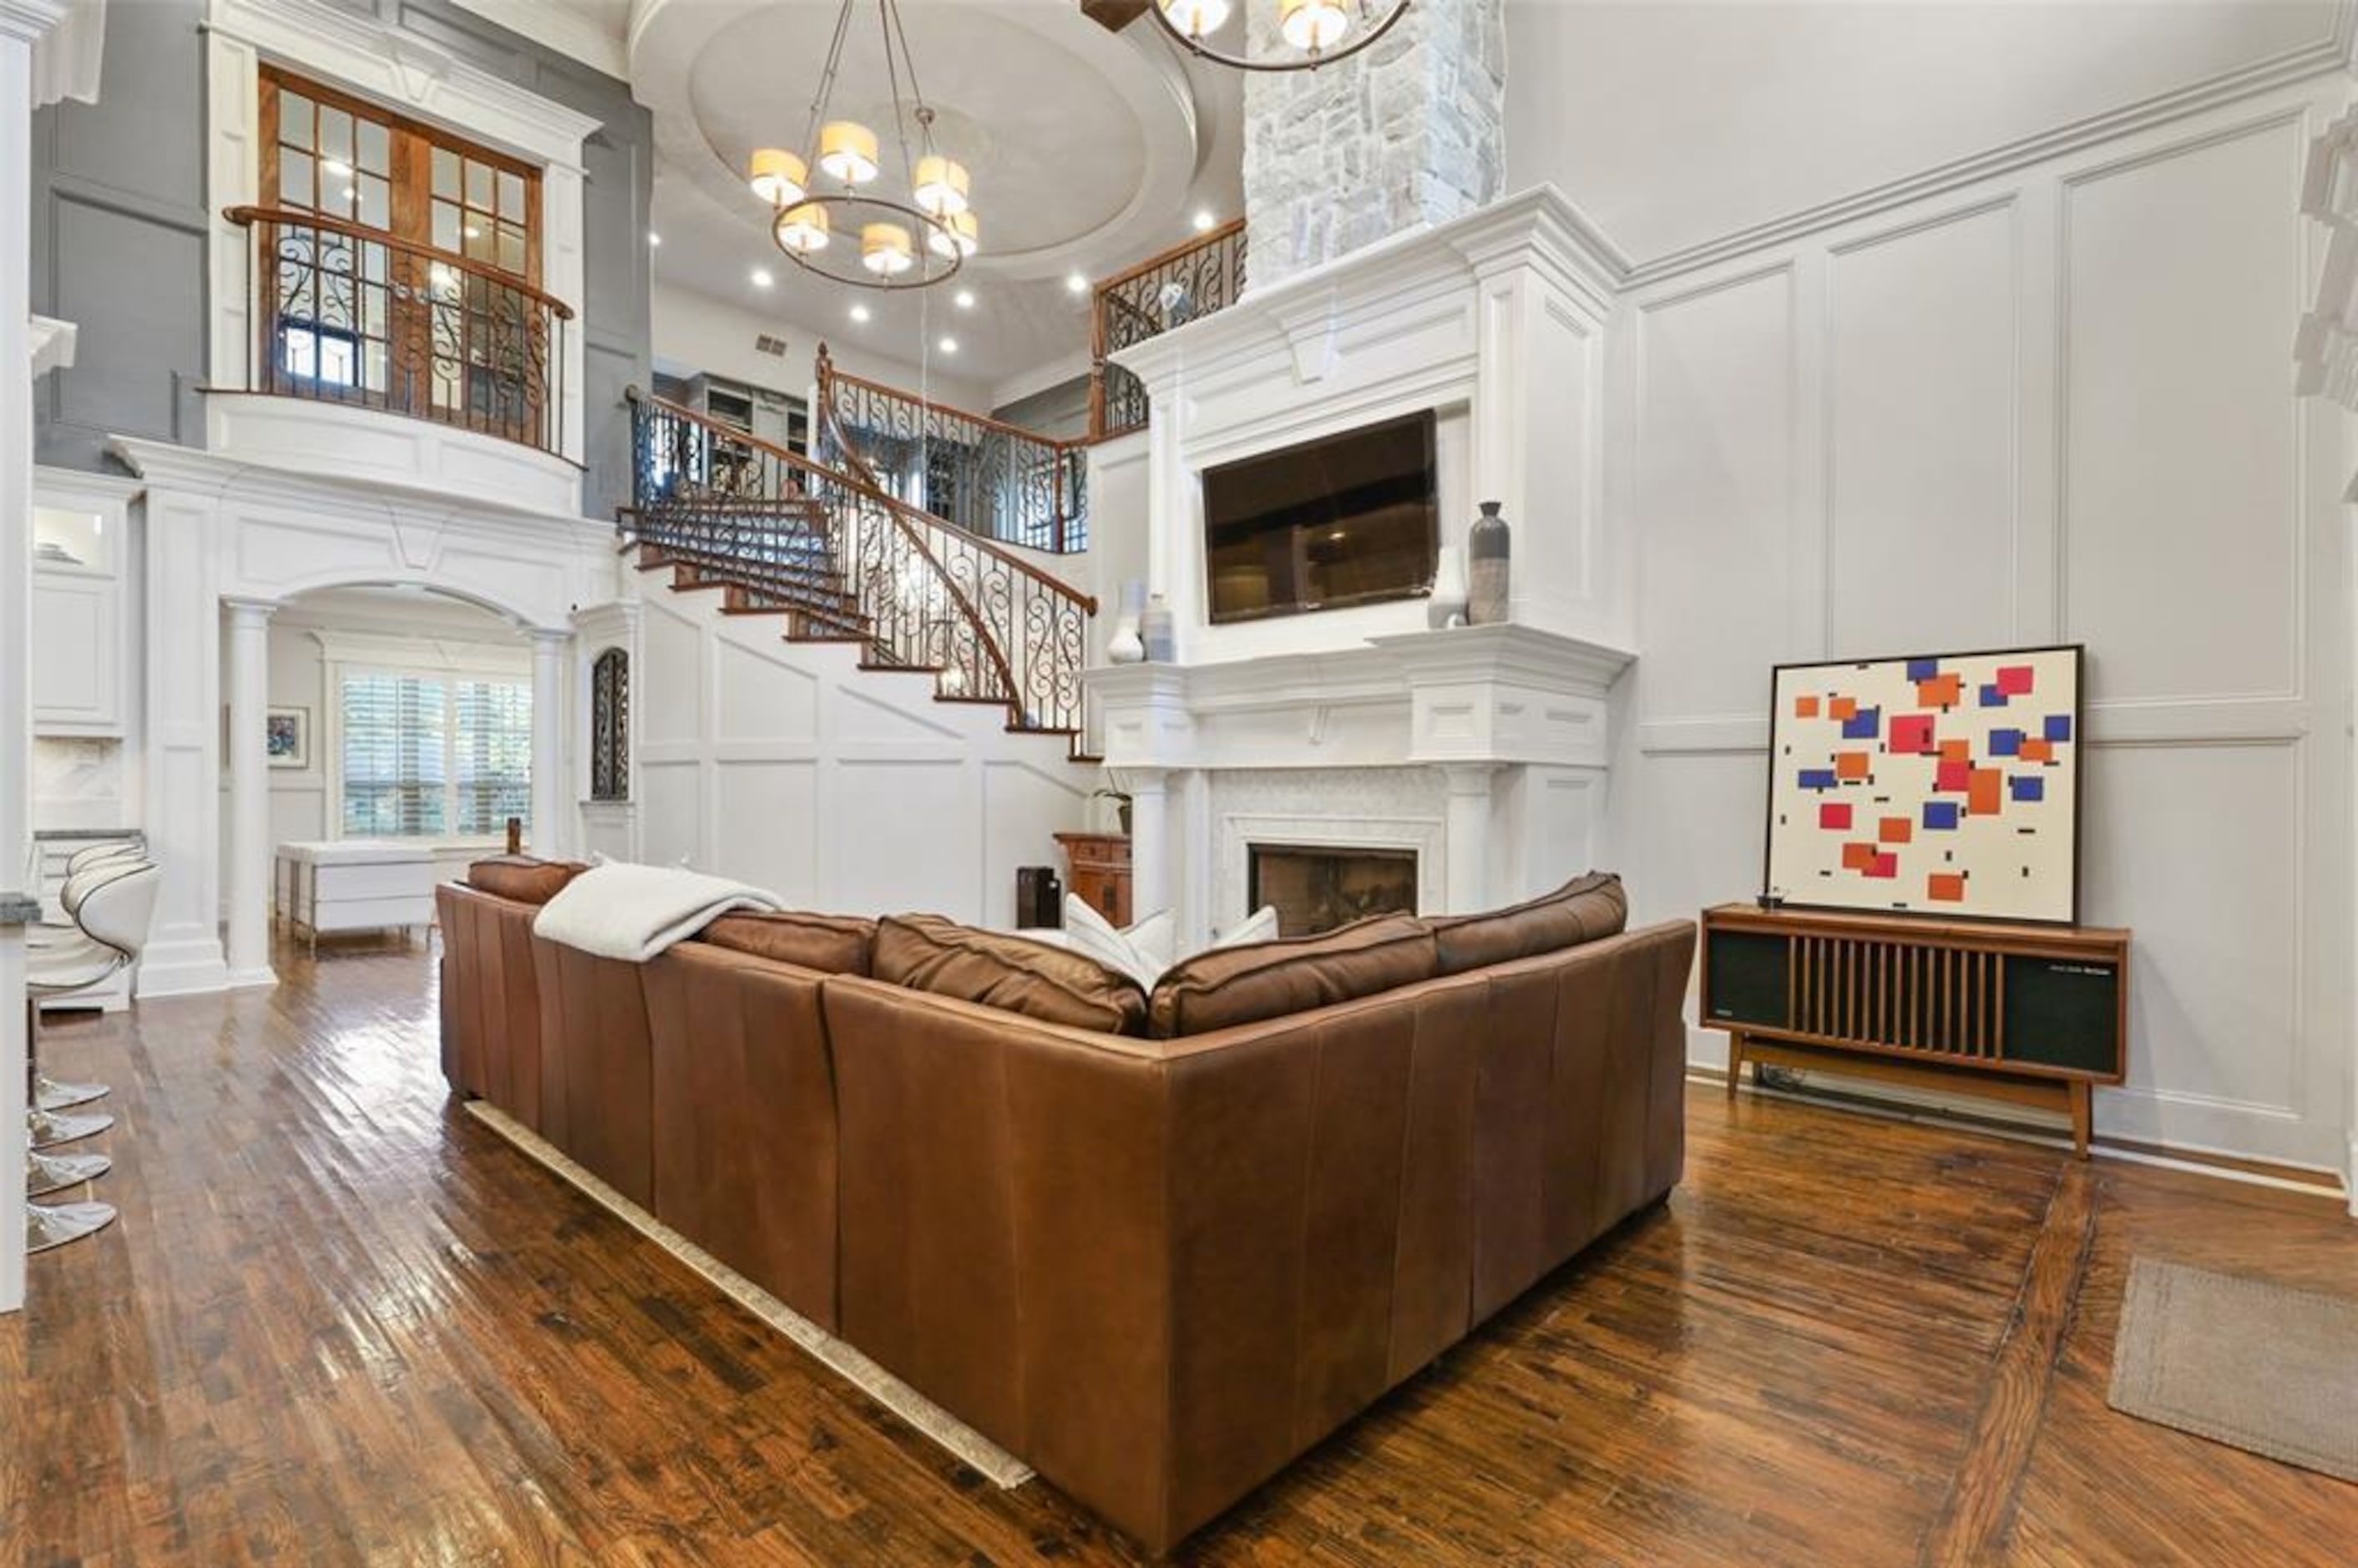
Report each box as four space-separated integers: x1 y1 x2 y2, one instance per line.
2020 738 2053 762
1829 696 1857 721
1879 817 1912 844
1916 674 1962 708
1941 739 1971 762
1842 842 1878 872
1928 873 1966 903
1795 695 1820 718
1835 751 1870 781
1968 768 2002 817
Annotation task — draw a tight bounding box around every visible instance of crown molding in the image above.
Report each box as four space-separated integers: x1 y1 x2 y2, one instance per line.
1621 28 2354 289
203 0 603 169
27 314 75 378
0 0 68 47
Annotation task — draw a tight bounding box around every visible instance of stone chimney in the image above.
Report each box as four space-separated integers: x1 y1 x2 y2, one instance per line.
1242 0 1506 289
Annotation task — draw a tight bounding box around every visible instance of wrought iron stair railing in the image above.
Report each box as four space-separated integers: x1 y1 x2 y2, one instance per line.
627 389 1098 748
1090 217 1247 441
816 346 1090 554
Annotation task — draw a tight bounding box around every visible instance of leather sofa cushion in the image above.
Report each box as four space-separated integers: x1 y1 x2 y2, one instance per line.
1148 913 1438 1039
873 914 1148 1035
466 855 590 906
1426 871 1627 977
698 910 877 977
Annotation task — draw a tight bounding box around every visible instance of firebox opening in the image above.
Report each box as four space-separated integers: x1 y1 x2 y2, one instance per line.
1247 844 1419 937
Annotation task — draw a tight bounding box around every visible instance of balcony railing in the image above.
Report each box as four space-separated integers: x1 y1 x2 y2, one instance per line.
630 388 1097 744
816 347 1088 554
1090 217 1247 442
225 205 574 461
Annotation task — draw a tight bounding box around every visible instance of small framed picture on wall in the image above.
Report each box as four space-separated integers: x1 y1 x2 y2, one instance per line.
266 706 311 771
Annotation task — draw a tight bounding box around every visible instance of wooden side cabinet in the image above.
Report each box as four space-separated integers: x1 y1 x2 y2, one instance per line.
1055 832 1132 928
1699 903 2129 1159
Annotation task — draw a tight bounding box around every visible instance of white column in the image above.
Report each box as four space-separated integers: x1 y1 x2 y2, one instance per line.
529 629 569 858
3 1 71 1314
1440 764 1498 915
1117 766 1170 923
223 596 278 986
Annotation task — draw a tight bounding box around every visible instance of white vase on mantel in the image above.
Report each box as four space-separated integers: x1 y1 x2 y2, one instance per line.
1426 545 1468 630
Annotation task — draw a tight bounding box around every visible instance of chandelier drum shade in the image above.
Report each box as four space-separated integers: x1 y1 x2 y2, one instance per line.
744 0 972 291
1149 0 1413 72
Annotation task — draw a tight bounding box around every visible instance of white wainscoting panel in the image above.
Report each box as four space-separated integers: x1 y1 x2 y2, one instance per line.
1612 78 2352 1172
635 588 1095 927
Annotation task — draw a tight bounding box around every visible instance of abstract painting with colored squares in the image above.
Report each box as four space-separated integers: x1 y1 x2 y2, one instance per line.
1763 645 2083 924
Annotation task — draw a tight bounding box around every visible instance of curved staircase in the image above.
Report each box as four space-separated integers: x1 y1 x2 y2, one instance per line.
624 388 1101 764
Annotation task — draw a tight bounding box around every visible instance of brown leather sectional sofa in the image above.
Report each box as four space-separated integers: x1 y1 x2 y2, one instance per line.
438 860 1698 1555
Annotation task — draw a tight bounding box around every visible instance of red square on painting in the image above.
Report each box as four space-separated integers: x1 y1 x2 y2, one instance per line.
1916 673 1962 708
1842 842 1878 872
1829 695 1857 721
1879 817 1911 844
1996 665 2035 695
1796 695 1820 718
1819 802 1852 831
1935 761 1971 792
1866 853 1899 879
1890 714 1935 754
1928 873 1966 902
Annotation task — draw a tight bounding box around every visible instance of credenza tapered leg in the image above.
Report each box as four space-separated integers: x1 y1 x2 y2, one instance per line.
1726 1034 1744 1099
2070 1080 2092 1161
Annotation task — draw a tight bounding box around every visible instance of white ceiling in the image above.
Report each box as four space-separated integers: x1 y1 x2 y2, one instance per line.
632 0 1246 395
1506 0 2340 266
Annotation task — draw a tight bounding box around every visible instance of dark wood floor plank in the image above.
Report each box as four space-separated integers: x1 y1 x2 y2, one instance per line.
2 937 2354 1565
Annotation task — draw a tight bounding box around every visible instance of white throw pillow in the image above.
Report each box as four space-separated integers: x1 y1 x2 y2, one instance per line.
1209 905 1281 951
1062 895 1165 989
1126 908 1177 972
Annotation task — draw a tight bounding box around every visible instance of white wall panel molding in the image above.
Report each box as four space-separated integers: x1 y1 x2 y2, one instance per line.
1612 74 2354 1174
1619 33 2354 288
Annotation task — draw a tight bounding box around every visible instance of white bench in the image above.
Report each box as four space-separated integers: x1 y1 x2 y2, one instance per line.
275 840 438 955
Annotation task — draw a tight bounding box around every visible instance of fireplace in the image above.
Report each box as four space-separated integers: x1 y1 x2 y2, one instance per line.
1248 844 1419 936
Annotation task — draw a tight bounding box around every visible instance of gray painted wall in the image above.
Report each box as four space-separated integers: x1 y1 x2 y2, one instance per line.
994 372 1090 443
29 0 652 520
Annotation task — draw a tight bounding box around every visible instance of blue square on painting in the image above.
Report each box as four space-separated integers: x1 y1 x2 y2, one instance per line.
1906 658 1939 680
2044 714 2072 743
1980 683 2007 706
1989 728 2023 757
1923 801 1961 831
1799 768 1838 791
2011 776 2044 803
1840 706 1880 740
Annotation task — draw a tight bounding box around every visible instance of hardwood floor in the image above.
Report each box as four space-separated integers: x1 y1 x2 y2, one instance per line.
4 938 2354 1565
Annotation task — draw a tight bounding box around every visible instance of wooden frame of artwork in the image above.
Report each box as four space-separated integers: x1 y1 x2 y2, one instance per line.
266 706 311 771
1762 644 2084 925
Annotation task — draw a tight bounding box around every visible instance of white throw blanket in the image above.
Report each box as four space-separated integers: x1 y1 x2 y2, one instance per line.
531 862 782 962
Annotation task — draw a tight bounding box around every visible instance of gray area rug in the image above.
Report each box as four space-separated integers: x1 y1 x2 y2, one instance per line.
463 1100 1035 1489
2108 1257 2358 1484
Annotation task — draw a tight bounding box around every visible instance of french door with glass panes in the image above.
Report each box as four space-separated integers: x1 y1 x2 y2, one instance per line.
257 67 551 444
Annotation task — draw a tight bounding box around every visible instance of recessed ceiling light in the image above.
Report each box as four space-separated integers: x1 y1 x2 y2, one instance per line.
1065 271 1089 294
751 267 774 288
954 288 976 310
849 302 871 323
938 336 959 354
648 230 661 246
1192 209 1217 232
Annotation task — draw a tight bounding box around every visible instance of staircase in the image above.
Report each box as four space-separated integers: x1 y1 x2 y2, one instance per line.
624 388 1101 762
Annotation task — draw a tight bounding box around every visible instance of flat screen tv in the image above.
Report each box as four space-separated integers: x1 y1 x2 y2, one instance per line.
1202 411 1439 623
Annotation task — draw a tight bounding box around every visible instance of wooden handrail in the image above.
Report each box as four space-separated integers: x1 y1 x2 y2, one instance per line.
225 205 579 321
1091 215 1247 297
822 360 1090 455
630 387 1096 612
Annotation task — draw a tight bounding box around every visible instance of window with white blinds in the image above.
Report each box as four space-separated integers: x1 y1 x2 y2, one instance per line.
340 670 530 840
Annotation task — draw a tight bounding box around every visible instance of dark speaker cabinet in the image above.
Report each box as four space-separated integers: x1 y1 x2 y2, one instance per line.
1700 904 2129 1159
